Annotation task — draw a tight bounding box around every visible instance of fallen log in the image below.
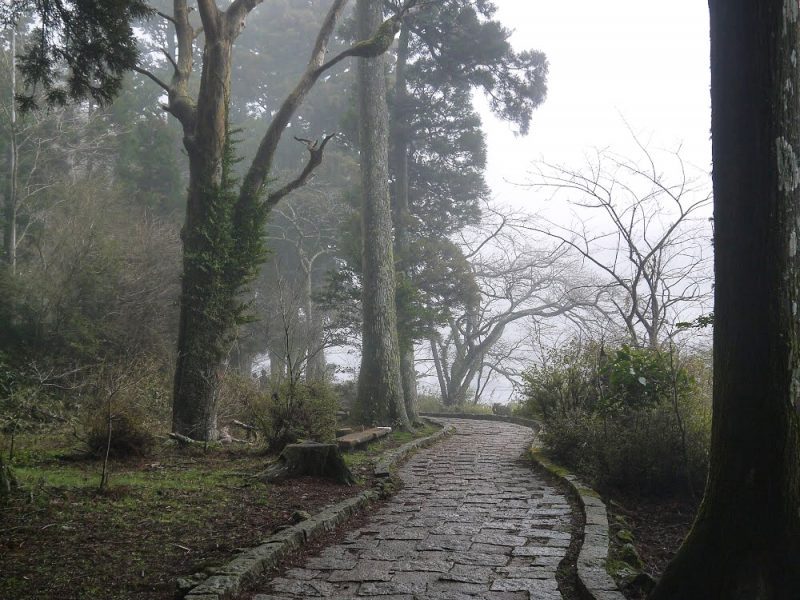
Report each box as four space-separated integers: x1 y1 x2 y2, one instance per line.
168 432 201 445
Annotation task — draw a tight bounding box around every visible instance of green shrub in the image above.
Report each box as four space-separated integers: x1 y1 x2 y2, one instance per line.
519 339 603 419
248 381 339 452
523 340 711 496
85 409 154 459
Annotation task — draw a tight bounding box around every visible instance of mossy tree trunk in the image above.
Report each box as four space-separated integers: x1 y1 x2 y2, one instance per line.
355 0 410 430
160 0 402 440
171 6 234 441
649 2 800 598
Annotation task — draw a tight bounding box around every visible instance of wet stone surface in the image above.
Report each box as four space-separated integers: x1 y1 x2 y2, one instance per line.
252 418 570 599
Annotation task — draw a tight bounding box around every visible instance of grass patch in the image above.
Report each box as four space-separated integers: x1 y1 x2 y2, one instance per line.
0 432 367 600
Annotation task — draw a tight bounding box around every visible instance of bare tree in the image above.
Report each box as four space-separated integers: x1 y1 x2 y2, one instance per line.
429 206 599 406
1 37 119 274
525 140 713 349
264 188 348 381
256 257 349 388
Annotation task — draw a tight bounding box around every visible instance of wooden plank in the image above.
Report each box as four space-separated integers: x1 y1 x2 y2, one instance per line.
336 427 392 449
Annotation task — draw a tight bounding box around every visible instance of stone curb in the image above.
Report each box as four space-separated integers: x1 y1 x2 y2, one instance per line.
182 418 454 600
531 449 626 600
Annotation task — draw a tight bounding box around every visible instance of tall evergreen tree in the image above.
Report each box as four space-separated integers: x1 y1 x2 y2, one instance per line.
650 2 800 597
355 0 410 428
389 0 548 413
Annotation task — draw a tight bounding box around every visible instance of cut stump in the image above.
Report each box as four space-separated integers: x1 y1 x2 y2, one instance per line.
261 442 355 485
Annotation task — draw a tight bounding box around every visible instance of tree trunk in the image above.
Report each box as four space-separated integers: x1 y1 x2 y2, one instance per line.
4 27 17 274
305 272 326 381
355 0 410 430
649 2 800 598
430 337 450 404
172 24 233 441
391 24 417 421
269 347 284 383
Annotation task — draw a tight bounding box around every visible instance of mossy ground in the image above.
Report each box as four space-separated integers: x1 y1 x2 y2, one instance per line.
0 424 436 599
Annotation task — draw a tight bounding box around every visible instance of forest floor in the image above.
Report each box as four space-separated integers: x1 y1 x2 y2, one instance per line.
0 424 436 600
606 493 699 599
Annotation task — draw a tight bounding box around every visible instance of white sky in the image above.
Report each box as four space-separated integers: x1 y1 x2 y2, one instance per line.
429 1 715 401
480 0 712 201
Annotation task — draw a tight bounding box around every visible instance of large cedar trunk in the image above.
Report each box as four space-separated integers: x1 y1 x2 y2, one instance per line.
355 0 410 429
391 25 417 422
649 2 800 598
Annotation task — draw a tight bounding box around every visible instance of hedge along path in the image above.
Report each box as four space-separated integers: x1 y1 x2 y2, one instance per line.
248 418 573 599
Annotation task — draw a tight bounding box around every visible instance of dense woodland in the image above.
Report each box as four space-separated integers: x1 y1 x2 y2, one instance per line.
0 1 798 599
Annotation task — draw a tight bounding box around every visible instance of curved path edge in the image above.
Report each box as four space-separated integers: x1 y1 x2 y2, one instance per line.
421 413 625 600
182 418 456 600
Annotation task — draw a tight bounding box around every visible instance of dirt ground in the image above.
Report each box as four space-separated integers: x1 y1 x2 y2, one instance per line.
0 427 433 600
607 493 698 599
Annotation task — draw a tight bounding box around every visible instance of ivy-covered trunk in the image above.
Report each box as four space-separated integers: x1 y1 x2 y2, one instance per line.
649 1 800 597
172 24 234 441
355 0 410 429
161 0 406 439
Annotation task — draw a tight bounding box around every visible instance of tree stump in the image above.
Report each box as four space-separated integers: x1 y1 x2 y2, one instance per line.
260 442 355 485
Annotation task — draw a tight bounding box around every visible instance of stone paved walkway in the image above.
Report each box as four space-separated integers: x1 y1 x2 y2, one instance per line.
253 418 572 600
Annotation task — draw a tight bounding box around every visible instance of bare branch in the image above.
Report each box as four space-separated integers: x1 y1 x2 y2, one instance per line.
265 134 336 209
132 66 170 92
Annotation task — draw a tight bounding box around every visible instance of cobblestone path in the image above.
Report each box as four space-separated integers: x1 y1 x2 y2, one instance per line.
254 418 572 600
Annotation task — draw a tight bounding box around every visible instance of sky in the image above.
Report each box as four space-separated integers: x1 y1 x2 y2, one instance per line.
480 0 712 204
415 1 715 401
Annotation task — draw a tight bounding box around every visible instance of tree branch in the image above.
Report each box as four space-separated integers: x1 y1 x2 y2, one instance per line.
156 10 177 26
265 134 336 209
132 66 170 92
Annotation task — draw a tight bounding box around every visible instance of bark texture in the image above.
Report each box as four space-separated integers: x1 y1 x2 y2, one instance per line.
4 28 17 274
649 2 800 598
260 442 355 485
355 0 410 429
171 8 233 441
391 24 418 421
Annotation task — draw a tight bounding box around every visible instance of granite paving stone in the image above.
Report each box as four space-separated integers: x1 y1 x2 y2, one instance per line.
251 419 571 599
